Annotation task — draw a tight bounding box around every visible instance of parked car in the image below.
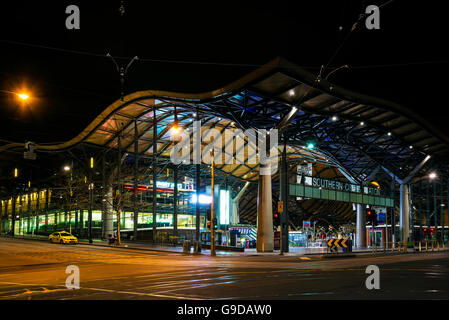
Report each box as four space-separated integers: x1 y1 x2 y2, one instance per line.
49 231 78 244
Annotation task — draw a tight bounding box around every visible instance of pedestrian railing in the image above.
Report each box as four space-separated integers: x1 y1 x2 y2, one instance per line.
373 240 449 254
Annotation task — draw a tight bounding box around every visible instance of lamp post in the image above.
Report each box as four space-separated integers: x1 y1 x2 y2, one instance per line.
210 145 216 257
0 89 30 101
63 163 74 234
429 172 438 244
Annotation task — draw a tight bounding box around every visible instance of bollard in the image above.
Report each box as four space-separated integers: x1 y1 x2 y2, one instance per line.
183 240 191 254
391 242 394 253
437 242 440 251
398 242 401 252
419 241 422 252
193 241 201 254
426 241 428 251
432 241 434 251
403 241 407 253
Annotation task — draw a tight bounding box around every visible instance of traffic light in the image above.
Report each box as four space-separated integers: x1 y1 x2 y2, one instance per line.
212 217 218 230
367 209 377 225
206 221 211 230
423 228 435 237
273 213 280 226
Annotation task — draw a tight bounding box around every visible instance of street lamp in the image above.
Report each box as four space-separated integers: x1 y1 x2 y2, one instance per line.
429 172 437 180
17 93 29 100
0 89 30 101
63 165 71 172
171 125 181 135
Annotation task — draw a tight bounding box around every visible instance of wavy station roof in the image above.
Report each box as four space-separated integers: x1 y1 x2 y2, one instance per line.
3 57 448 225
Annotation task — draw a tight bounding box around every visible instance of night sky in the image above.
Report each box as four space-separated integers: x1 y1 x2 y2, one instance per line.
1 0 448 144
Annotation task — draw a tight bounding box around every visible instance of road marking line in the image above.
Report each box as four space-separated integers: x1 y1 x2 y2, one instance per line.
0 280 203 300
81 286 204 300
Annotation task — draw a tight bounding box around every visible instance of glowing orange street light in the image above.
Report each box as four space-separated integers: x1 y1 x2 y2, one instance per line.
17 93 29 100
171 124 181 135
0 89 31 101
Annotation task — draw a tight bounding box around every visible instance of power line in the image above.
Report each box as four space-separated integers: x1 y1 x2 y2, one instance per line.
2 38 448 71
323 0 397 73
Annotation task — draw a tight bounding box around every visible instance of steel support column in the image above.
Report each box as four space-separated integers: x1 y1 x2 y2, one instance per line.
256 163 273 252
173 166 178 237
88 176 93 243
36 191 40 235
356 204 366 248
433 180 437 231
446 179 449 245
440 177 445 243
116 133 122 244
79 209 83 233
399 183 410 242
103 151 113 240
391 179 396 247
447 178 449 244
133 120 139 241
101 153 106 239
418 180 423 241
194 109 201 242
426 179 431 228
410 183 414 242
45 190 49 232
74 209 78 236
152 107 157 242
11 194 16 236
195 164 200 241
280 137 289 253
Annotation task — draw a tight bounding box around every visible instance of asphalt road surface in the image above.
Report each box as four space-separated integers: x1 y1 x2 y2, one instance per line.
0 238 448 300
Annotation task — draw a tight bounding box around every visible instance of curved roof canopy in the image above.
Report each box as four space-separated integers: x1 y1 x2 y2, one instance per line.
2 57 448 184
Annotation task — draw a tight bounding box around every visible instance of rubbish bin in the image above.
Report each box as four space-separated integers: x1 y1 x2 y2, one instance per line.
193 241 201 254
183 240 191 253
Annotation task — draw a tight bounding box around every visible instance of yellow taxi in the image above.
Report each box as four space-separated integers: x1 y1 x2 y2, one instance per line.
49 231 78 244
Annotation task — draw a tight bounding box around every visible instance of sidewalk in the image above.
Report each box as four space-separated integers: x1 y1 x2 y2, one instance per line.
3 234 448 257
0 234 187 254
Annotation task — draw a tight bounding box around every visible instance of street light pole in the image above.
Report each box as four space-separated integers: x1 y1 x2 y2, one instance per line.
210 147 216 257
68 160 73 234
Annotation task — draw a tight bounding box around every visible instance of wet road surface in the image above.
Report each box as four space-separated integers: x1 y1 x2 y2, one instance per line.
0 238 448 300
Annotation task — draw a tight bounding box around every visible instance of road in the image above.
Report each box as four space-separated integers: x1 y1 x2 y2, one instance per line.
0 238 448 300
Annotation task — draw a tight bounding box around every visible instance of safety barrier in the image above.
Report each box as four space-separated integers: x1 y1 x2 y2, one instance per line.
370 239 448 254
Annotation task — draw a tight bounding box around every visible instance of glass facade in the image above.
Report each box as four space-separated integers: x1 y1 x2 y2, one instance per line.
0 179 208 238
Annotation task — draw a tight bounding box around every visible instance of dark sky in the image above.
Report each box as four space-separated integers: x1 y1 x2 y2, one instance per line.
1 0 448 144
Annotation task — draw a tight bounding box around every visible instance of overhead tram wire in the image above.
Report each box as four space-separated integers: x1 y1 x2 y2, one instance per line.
2 38 449 71
321 0 397 76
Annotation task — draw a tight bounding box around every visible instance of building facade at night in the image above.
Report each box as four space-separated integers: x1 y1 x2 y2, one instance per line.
1 58 449 251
